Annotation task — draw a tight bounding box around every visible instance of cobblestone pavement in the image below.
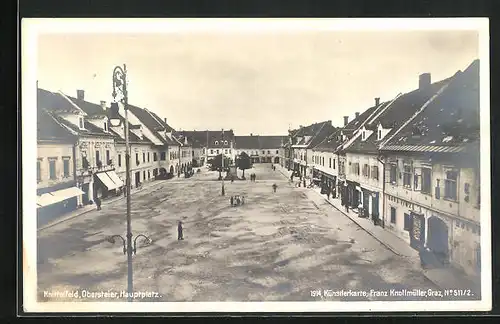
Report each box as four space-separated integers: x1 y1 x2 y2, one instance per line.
37 164 478 302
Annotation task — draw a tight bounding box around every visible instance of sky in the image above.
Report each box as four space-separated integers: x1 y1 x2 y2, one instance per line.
37 28 479 135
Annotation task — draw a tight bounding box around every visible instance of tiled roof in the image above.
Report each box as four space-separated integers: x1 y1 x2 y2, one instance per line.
110 128 152 144
344 105 379 131
235 135 260 149
313 129 344 152
38 88 81 114
380 60 480 153
235 135 287 149
291 120 335 148
37 109 76 141
344 74 455 154
127 105 178 146
67 96 106 117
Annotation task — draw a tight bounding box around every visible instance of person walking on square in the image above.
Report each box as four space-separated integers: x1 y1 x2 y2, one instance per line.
272 183 277 193
241 196 245 205
303 179 306 188
327 190 330 200
230 196 234 206
177 221 184 240
95 197 102 211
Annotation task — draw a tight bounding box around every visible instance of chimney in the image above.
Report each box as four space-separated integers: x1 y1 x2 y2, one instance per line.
343 116 349 126
355 112 360 119
419 73 431 89
76 89 84 100
164 118 167 124
250 133 253 136
100 101 106 110
36 80 39 88
375 97 380 106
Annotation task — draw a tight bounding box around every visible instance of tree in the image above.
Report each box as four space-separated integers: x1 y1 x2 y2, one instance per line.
237 152 251 179
211 154 231 179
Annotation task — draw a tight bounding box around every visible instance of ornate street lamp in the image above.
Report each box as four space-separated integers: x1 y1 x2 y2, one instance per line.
107 64 152 302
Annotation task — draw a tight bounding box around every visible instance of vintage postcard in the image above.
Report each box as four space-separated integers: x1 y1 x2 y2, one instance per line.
21 18 491 313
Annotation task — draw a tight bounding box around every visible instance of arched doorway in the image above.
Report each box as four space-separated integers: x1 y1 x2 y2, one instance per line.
169 166 174 174
274 157 280 164
427 216 449 263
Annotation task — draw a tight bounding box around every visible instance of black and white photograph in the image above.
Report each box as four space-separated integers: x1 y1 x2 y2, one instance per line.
21 18 491 313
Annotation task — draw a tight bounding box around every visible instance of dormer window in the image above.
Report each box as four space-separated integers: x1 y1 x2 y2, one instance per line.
78 117 84 129
224 140 228 145
214 140 219 146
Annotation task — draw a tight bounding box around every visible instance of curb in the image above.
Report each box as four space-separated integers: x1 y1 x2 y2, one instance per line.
309 188 404 257
37 180 167 231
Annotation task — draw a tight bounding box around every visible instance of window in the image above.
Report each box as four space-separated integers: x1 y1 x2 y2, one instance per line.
322 157 325 166
135 153 139 163
378 130 382 140
444 170 458 200
390 164 397 184
202 148 206 154
143 171 146 180
160 152 166 161
225 149 228 154
96 151 100 164
103 122 107 131
390 207 396 224
352 163 360 175
333 159 336 169
404 213 411 231
216 149 220 154
224 140 228 145
329 158 332 168
215 141 219 146
118 154 122 167
192 150 195 156
276 150 279 154
143 152 146 163
79 117 84 129
267 150 270 154
421 168 431 194
49 159 56 180
153 152 157 161
210 149 214 154
37 160 41 182
148 152 150 162
106 150 110 164
148 171 150 179
229 149 231 154
262 150 265 155
371 165 379 180
403 165 412 188
362 164 370 177
63 159 70 177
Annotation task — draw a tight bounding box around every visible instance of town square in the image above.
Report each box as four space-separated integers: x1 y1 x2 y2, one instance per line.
28 19 487 308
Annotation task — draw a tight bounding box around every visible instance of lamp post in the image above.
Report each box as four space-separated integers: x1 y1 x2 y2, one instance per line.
220 129 225 195
108 64 152 302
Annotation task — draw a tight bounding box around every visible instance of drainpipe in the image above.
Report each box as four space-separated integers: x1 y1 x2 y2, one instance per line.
72 138 79 206
377 155 386 229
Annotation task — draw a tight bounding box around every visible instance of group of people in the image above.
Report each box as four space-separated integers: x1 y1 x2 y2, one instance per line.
250 173 257 182
230 195 245 206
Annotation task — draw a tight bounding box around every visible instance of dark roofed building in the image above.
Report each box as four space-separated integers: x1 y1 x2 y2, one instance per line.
343 75 455 155
127 105 179 146
381 59 479 155
37 109 76 142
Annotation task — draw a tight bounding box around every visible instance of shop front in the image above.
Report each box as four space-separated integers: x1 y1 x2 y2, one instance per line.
36 182 84 228
345 180 360 210
94 170 124 199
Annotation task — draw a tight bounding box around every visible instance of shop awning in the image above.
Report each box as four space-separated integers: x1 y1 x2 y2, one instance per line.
96 172 121 191
106 171 124 187
36 187 84 208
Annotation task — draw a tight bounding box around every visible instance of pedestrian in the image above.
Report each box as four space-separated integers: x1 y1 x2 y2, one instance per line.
327 190 330 200
272 183 277 193
345 204 349 213
95 197 101 210
303 179 306 188
230 196 234 206
177 221 184 240
241 196 245 205
236 196 241 206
